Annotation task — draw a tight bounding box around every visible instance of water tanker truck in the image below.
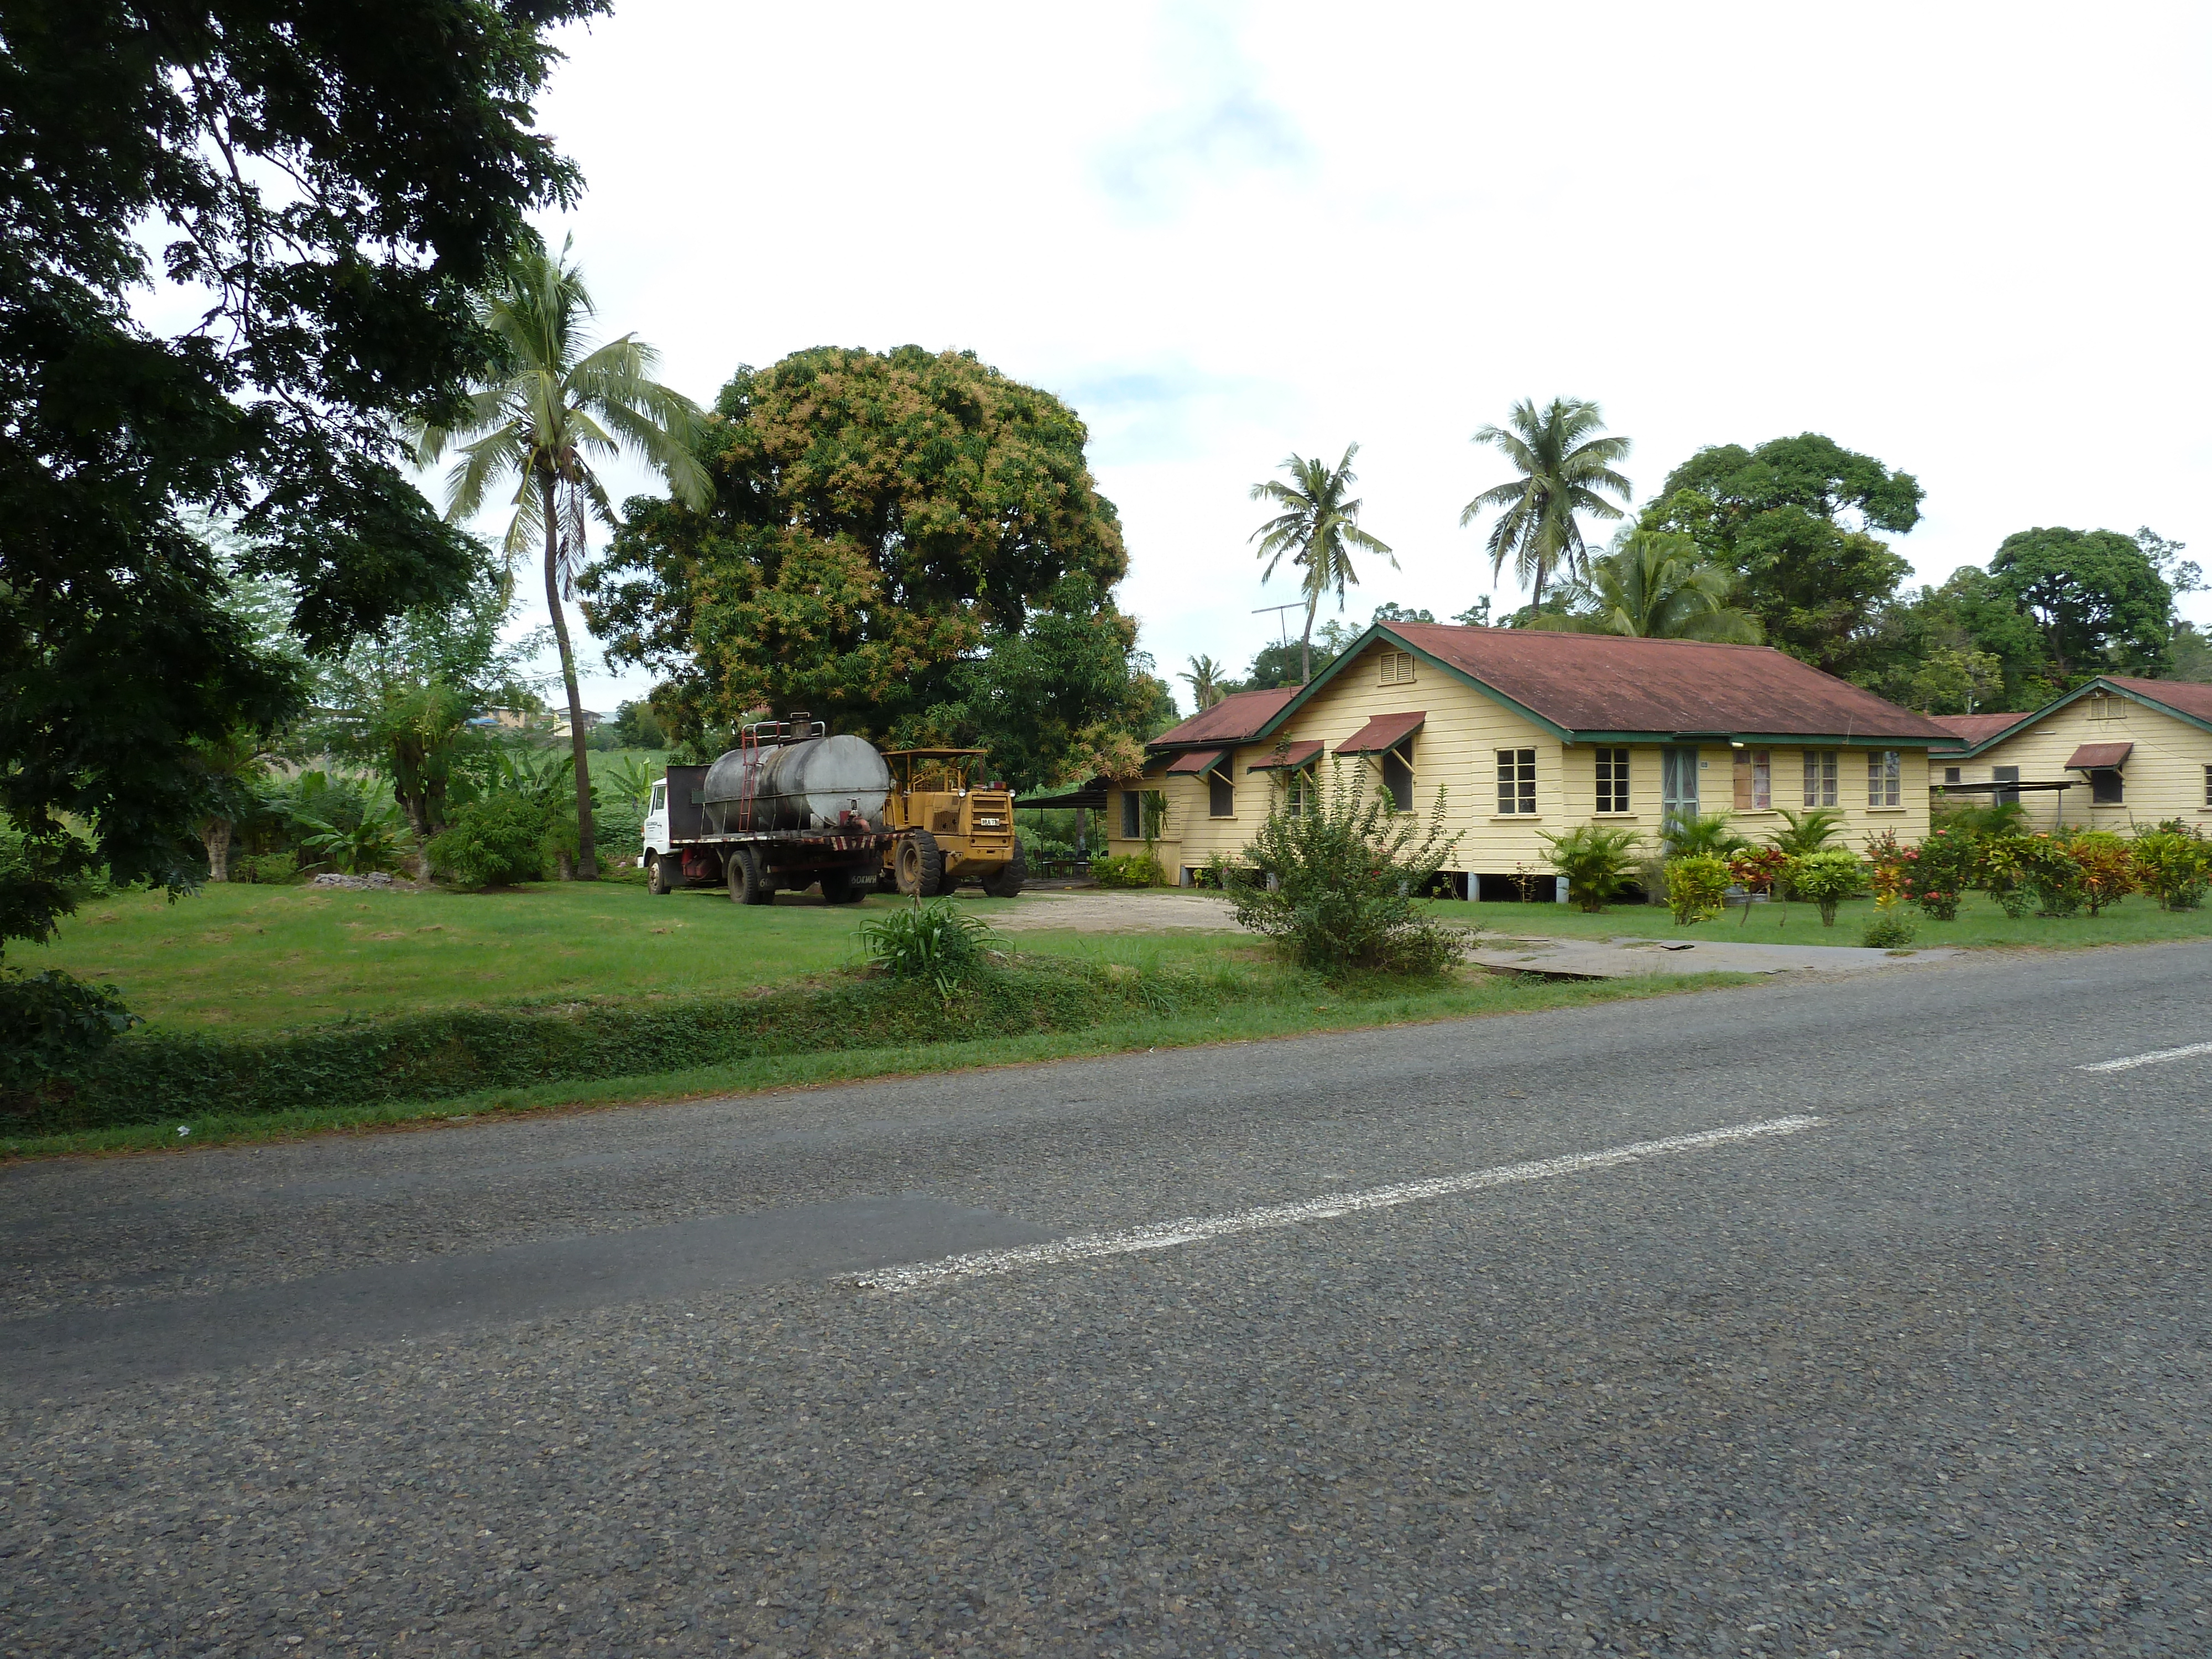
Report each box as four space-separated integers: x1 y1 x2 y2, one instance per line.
640 716 894 904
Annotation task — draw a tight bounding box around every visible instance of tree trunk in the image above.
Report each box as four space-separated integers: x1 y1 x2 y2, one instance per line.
399 794 432 882
1299 596 1316 685
542 478 598 879
202 819 232 883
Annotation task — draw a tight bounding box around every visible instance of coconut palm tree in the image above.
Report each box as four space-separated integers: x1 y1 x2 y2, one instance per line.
1178 654 1230 711
1250 445 1396 684
415 238 709 878
1461 397 1632 606
1527 530 1762 642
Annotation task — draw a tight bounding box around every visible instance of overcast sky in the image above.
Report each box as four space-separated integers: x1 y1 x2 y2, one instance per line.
479 1 2211 716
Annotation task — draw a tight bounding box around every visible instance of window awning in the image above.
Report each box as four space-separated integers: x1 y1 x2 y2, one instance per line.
1164 749 1224 775
1335 711 1425 755
2066 741 2132 770
1247 739 1324 772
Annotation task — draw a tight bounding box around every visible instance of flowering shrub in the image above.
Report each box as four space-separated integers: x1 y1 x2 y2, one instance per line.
1662 854 1732 925
1905 826 1978 921
2020 834 2085 917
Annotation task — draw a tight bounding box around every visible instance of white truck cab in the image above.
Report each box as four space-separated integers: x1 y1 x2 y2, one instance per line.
640 779 669 865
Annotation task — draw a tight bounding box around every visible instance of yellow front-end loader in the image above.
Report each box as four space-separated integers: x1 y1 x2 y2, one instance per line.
880 749 1026 898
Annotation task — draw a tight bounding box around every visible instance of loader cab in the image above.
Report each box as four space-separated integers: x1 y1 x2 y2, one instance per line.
880 749 1024 897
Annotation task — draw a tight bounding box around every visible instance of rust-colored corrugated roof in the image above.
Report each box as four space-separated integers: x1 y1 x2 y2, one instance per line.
1336 711 1425 754
1926 712 2031 748
1246 739 1324 771
1150 685 1301 748
2103 675 2212 725
1378 625 1957 740
1164 749 1224 774
2066 741 2133 769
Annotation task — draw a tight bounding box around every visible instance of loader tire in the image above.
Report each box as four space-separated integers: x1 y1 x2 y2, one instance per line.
895 830 945 898
980 841 1027 899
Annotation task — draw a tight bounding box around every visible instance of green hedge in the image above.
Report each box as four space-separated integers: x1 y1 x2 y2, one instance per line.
9 959 1232 1133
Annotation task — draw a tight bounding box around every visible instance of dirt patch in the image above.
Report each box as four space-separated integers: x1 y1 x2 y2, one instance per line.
979 889 1249 934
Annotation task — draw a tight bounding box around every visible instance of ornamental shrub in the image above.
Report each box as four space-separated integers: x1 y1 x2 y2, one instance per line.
857 898 1004 1004
1538 823 1643 912
1090 853 1162 889
1861 911 1918 949
1788 849 1863 926
1976 832 2038 917
2020 834 2084 917
2067 831 2136 916
1223 758 1463 976
1662 854 1731 925
1907 826 1978 922
2132 825 2212 910
426 794 548 888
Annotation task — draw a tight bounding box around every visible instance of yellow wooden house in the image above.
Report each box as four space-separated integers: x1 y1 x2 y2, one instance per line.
1927 675 2212 831
1105 622 1957 896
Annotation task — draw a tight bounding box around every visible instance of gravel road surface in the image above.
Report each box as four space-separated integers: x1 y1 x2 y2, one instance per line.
6 942 2210 1657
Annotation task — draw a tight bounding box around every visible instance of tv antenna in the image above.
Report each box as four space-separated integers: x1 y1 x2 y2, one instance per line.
1251 601 1305 645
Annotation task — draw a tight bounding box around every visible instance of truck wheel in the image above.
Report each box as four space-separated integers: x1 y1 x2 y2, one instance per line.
726 847 772 905
648 852 676 895
981 841 1027 899
895 830 945 898
818 867 865 905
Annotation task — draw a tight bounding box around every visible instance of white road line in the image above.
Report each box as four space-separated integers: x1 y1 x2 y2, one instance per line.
847 1115 1825 1295
2078 1041 2212 1073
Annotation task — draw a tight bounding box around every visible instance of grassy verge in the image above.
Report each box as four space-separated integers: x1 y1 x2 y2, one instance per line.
3 967 1751 1161
14 880 1255 1035
1437 891 2212 950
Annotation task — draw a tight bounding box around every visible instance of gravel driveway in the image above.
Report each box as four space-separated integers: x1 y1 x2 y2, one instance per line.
6 942 2210 1656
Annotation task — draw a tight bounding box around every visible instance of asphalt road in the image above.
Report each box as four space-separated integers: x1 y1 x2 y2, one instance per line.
6 942 2211 1657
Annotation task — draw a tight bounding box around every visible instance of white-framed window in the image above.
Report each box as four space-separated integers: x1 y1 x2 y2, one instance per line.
1595 747 1630 813
1496 748 1537 814
2205 764 2212 808
1733 748 1772 810
1867 749 1902 808
1943 766 1961 785
1286 766 1315 817
1803 749 1838 808
1378 649 1416 686
648 780 666 814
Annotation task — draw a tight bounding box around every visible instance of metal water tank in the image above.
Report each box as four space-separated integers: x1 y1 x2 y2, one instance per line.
701 734 891 833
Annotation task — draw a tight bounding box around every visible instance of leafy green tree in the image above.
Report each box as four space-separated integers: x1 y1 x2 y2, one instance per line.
1452 597 1494 627
1370 602 1436 624
1250 445 1396 684
2172 621 2212 683
894 575 1173 792
1641 434 1921 674
1987 526 2179 680
611 700 668 749
1241 619 1360 690
1906 645 2006 715
0 0 596 951
585 346 1134 760
1462 398 1633 607
416 241 708 879
1526 530 1761 642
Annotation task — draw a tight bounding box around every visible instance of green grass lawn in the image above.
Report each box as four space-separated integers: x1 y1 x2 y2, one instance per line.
19 879 1269 1035
1439 891 2212 950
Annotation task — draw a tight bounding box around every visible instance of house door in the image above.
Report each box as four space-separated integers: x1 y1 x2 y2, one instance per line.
1661 747 1700 833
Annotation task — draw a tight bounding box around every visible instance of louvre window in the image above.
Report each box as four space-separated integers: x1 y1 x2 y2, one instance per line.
1120 790 1141 838
1867 749 1902 808
1496 748 1537 815
1803 750 1838 808
1378 650 1416 686
1595 748 1630 813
